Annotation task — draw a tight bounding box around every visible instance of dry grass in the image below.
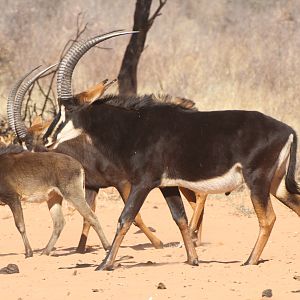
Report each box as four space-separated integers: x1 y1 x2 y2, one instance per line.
1 0 300 155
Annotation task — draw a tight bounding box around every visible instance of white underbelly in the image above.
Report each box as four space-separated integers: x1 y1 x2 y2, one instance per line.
161 163 244 194
21 192 48 203
20 187 63 203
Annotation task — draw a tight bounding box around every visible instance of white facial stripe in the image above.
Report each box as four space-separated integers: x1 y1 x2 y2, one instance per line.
52 107 65 134
21 141 28 150
52 120 83 149
46 106 67 144
45 137 54 147
161 163 244 194
45 106 69 148
61 105 66 122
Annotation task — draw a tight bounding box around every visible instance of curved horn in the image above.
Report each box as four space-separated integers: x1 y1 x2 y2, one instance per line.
57 30 138 103
14 64 58 141
7 66 41 134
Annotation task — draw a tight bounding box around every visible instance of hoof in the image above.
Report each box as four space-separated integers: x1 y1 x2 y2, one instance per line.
187 258 199 266
95 261 115 271
154 241 164 249
103 244 111 252
76 247 86 254
25 251 33 258
242 260 258 266
41 250 51 256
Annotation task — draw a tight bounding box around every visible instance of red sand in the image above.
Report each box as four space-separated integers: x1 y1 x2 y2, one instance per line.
0 188 299 299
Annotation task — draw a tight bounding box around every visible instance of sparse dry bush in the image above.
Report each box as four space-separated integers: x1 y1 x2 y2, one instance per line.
1 0 300 166
0 118 14 145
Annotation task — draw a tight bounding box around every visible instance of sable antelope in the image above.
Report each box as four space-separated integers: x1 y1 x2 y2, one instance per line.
51 93 205 251
10 64 163 252
19 31 300 270
11 66 203 253
8 70 206 250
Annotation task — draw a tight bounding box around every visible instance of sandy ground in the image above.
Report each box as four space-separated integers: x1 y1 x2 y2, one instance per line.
0 188 299 300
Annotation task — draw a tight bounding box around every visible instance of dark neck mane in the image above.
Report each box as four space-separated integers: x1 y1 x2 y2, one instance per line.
93 94 196 111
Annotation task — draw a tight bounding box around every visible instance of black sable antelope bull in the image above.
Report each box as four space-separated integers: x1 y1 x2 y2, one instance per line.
11 67 164 252
18 31 300 270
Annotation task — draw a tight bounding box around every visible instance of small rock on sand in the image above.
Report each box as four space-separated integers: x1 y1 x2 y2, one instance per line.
0 264 19 274
262 289 272 298
157 282 167 289
293 275 300 281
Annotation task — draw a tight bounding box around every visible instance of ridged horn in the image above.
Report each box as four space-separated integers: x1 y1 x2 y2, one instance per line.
13 64 58 141
57 30 138 103
7 66 41 134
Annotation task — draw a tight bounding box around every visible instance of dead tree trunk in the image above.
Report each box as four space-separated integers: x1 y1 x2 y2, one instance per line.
118 0 167 96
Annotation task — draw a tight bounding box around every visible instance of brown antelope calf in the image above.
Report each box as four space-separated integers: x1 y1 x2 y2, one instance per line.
0 145 109 257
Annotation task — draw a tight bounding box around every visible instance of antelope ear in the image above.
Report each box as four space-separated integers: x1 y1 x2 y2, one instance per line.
76 79 109 104
31 115 43 126
28 118 51 135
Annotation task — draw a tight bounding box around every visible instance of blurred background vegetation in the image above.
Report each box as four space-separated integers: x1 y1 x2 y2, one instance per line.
0 0 299 134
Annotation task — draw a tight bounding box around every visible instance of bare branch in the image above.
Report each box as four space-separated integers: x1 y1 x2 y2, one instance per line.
148 0 167 28
23 83 35 122
22 12 89 125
